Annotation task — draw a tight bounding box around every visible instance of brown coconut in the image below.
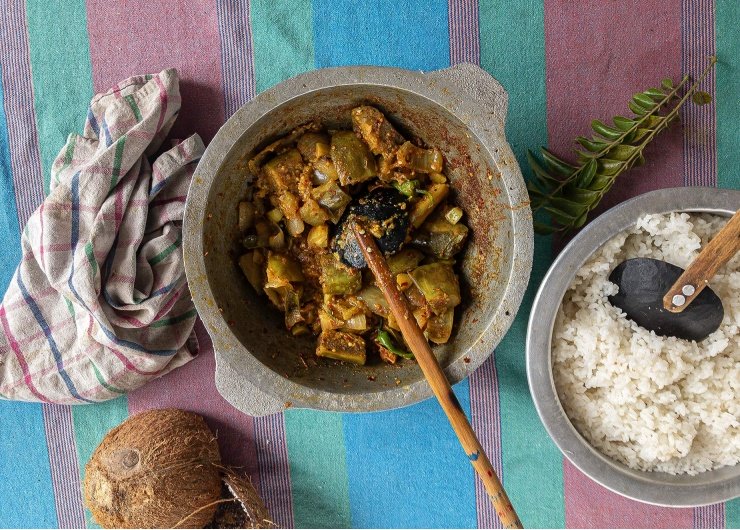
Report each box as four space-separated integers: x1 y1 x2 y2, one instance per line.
83 408 222 528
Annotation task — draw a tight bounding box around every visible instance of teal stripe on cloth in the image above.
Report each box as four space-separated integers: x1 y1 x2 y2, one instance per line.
480 1 565 527
716 0 739 192
72 397 129 528
717 0 739 527
342 382 477 528
250 0 315 93
26 0 93 195
284 410 352 528
312 0 450 70
0 75 58 529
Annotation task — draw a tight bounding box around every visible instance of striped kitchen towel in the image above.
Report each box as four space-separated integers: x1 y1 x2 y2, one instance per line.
0 68 203 404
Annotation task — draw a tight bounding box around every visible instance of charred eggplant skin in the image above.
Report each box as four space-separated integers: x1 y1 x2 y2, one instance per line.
333 187 411 269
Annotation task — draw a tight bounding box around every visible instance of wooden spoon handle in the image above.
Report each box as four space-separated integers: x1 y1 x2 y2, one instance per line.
663 209 740 313
352 224 523 529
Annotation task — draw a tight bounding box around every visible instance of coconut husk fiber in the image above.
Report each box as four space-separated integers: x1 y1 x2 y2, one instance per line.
210 470 275 529
83 408 222 528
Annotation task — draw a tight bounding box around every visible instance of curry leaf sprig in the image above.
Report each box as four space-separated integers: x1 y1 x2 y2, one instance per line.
527 57 717 234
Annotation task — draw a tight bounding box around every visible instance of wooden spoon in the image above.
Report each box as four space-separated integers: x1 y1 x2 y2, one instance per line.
663 209 740 312
609 209 739 341
351 222 523 530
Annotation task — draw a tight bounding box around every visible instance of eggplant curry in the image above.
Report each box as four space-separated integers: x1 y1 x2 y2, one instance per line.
237 106 468 365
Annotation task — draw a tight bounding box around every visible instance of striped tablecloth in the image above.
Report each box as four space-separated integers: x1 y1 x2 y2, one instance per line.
0 1 737 528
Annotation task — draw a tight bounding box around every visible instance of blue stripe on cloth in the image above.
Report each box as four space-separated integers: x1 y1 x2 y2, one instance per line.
149 177 166 197
311 0 450 70
100 117 112 147
0 401 59 528
311 1 477 526
0 67 58 530
342 381 477 528
86 108 99 136
0 64 21 293
15 272 93 403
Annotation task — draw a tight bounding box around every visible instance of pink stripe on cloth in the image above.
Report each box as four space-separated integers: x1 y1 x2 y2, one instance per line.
85 0 226 144
564 461 693 528
128 322 260 477
544 0 685 218
544 1 693 526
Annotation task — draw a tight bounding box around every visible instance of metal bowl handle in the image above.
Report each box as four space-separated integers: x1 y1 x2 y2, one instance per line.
424 63 508 132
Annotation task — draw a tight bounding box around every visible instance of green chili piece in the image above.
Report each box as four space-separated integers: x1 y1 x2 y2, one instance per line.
376 328 414 359
393 179 420 197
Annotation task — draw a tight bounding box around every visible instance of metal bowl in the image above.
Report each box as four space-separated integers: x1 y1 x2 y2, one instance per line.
184 64 533 415
527 187 740 506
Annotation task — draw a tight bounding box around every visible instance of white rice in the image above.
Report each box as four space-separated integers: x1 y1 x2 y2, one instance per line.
552 212 740 475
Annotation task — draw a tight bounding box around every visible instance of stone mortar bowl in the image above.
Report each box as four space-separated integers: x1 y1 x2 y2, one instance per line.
184 63 533 416
527 187 740 506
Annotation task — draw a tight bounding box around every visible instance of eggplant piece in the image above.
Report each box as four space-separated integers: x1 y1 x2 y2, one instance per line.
351 106 405 157
333 187 410 269
318 308 343 332
412 217 469 259
395 142 444 173
357 285 391 317
409 183 449 228
254 220 275 248
316 330 366 365
387 248 424 275
262 149 304 194
426 309 454 344
311 180 352 223
299 198 330 226
248 122 320 175
409 262 461 315
266 251 304 285
319 253 362 295
297 132 330 162
238 251 265 292
312 157 339 184
331 131 377 186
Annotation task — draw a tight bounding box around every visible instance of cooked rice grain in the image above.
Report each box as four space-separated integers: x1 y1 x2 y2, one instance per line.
553 213 739 475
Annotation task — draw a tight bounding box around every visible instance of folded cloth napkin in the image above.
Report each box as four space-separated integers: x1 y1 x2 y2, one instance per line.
0 69 204 404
